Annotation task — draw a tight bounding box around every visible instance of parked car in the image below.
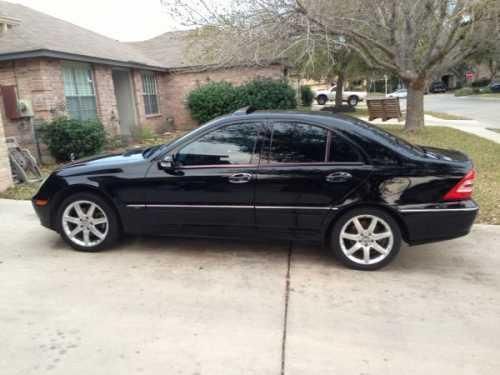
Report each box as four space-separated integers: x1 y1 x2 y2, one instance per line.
314 86 367 107
387 88 407 98
489 81 500 93
430 81 448 93
32 108 478 270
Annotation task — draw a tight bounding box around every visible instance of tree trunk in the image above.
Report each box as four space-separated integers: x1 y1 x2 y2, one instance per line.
335 73 344 107
405 78 426 131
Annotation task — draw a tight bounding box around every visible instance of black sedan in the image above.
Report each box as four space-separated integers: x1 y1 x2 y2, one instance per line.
32 108 478 270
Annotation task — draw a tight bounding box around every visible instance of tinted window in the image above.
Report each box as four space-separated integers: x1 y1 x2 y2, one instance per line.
267 122 327 163
329 134 363 162
176 123 258 166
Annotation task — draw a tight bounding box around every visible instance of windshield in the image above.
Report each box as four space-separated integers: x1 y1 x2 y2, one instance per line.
148 121 217 158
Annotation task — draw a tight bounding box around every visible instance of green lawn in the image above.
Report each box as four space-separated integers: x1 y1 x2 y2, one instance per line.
424 111 470 120
1 126 498 225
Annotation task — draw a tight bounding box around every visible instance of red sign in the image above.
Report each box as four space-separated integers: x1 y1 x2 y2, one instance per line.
466 71 474 81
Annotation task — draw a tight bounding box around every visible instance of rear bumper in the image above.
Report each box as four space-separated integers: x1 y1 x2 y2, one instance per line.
398 200 479 245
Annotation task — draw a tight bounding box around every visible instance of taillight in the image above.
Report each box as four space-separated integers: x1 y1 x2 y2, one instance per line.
443 169 476 201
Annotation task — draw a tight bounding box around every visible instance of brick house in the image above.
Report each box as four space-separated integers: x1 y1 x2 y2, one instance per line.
0 1 286 189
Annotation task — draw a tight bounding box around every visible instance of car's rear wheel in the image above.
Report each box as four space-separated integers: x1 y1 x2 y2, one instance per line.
316 95 328 105
330 208 401 270
57 193 120 252
347 95 359 107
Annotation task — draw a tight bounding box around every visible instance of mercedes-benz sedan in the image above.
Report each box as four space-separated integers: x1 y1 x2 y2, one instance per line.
32 108 478 270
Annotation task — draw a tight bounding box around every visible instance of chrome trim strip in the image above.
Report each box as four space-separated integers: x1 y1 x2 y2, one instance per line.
399 207 479 213
126 204 337 210
256 206 336 210
148 204 254 209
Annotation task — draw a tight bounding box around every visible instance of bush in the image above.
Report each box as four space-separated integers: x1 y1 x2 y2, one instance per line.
187 81 240 124
238 79 297 111
38 118 105 162
454 87 479 97
300 85 314 107
187 79 297 124
471 78 490 88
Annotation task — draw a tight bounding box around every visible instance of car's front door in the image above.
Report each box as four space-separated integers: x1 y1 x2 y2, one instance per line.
143 121 262 237
254 120 372 239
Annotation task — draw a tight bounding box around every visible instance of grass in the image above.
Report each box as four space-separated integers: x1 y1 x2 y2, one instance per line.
0 164 58 200
2 125 498 225
380 125 500 225
475 93 500 98
424 111 470 120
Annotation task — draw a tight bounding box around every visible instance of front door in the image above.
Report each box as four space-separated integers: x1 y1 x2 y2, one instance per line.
254 120 371 239
112 70 136 137
143 121 262 237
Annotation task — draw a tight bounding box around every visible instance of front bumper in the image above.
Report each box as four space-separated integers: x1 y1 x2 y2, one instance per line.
398 200 479 245
32 198 54 230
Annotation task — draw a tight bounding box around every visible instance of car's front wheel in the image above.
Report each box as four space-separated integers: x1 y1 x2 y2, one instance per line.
57 193 120 252
330 208 401 270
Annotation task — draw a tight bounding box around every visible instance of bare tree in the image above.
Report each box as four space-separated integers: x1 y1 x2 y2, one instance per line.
163 0 492 130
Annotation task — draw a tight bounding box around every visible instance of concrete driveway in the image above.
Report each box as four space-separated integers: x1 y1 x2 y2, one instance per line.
1 199 500 375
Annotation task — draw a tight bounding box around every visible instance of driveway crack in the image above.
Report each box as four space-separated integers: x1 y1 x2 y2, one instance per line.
280 241 292 375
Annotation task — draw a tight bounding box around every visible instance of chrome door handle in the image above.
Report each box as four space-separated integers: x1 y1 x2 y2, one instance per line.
229 173 252 184
326 172 353 183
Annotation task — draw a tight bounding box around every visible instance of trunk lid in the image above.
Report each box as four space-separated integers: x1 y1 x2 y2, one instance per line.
420 146 470 163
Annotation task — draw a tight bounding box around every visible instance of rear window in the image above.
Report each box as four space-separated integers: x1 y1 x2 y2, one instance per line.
350 118 424 155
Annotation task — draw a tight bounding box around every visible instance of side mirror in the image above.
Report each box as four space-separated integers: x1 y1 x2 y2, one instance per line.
158 155 176 170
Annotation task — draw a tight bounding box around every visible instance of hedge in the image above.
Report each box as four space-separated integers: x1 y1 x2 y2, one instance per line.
38 118 105 162
187 78 297 124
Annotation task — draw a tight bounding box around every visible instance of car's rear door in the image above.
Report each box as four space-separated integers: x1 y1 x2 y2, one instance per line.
254 120 371 239
143 121 263 237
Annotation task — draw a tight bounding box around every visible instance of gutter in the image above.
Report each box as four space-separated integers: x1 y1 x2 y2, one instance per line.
0 49 168 72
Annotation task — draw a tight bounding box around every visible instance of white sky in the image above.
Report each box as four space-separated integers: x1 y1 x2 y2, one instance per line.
6 0 184 41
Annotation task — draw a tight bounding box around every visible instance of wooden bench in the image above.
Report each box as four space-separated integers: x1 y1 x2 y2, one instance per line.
366 98 402 121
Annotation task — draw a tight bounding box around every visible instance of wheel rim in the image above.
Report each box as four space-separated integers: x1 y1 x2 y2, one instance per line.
62 200 109 247
339 215 394 265
349 97 358 106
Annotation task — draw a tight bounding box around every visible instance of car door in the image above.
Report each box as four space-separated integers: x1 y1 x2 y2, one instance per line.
143 121 262 237
254 120 372 239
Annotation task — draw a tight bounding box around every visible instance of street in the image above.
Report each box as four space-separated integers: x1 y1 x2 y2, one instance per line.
424 94 499 128
2 199 500 375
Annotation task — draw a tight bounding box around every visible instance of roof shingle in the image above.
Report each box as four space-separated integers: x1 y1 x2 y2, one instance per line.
0 1 166 70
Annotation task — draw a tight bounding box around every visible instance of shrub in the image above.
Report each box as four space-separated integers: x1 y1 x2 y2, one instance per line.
454 87 478 97
38 118 105 162
300 85 314 107
187 79 297 124
238 79 297 111
471 78 490 88
187 81 240 124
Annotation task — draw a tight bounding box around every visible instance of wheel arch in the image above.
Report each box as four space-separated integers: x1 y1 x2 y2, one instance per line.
322 203 410 247
50 184 123 232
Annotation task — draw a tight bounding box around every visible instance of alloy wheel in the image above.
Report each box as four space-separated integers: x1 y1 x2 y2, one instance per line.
62 200 109 247
339 215 394 265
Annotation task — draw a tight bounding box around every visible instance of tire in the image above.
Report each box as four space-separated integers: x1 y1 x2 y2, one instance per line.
316 95 328 105
57 192 121 252
347 95 359 107
330 207 401 271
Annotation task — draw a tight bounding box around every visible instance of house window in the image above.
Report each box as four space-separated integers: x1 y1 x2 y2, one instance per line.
62 63 97 121
141 71 159 115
